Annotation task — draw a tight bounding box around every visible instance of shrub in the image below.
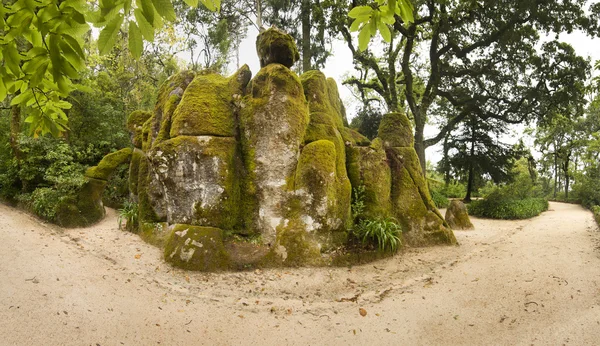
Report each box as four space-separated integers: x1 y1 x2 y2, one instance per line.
468 194 549 220
438 181 467 198
352 217 402 252
102 163 130 209
351 185 366 220
431 190 450 209
118 201 139 232
30 187 62 221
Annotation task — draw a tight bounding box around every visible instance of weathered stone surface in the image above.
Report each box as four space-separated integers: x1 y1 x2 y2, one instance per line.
378 112 414 148
148 136 240 230
170 73 236 137
127 110 152 148
128 148 144 198
137 153 166 222
346 138 392 219
240 63 309 244
445 200 475 230
340 127 370 146
85 148 132 181
387 147 456 245
256 28 299 68
164 224 231 271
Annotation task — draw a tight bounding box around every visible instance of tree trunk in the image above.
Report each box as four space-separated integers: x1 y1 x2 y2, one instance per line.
256 0 263 29
10 103 21 162
301 0 311 73
553 152 558 199
414 121 427 177
464 118 476 202
564 155 570 200
443 132 450 186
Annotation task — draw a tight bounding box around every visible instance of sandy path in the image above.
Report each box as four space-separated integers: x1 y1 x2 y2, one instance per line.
1 202 599 345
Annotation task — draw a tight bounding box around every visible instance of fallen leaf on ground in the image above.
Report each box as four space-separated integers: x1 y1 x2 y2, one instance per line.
134 254 141 259
359 308 367 317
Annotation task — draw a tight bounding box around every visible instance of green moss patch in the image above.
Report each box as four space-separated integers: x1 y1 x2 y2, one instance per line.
170 73 236 138
256 27 300 68
378 112 414 148
85 148 133 181
127 110 152 148
164 224 231 271
56 177 107 227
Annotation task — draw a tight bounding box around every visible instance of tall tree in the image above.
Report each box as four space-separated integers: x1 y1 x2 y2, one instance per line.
330 0 595 175
439 114 516 201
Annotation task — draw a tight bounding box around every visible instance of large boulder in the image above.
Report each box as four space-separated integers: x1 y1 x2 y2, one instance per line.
148 136 241 230
256 28 299 68
240 63 309 244
445 200 474 230
127 110 152 148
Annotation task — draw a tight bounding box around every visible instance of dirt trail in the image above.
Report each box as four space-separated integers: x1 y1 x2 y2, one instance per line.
1 202 599 345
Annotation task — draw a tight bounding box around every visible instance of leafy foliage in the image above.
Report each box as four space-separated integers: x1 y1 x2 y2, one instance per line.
351 184 366 220
352 217 402 252
0 0 218 136
431 190 449 209
348 0 414 51
468 196 549 220
118 200 139 232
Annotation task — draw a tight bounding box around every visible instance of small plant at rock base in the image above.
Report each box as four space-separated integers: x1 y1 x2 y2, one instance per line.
353 217 403 253
118 201 139 232
351 185 366 220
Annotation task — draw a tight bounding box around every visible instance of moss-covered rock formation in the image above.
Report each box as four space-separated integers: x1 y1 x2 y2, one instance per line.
80 28 456 271
445 200 475 230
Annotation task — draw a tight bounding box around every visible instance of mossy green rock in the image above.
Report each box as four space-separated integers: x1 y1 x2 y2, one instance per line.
256 28 300 68
240 63 309 243
295 140 344 235
139 222 170 247
346 138 392 219
137 154 165 223
170 73 236 137
340 127 370 146
445 200 474 230
378 112 414 148
151 70 196 147
149 136 241 230
85 148 132 181
164 224 231 271
127 110 152 148
55 178 107 227
264 221 323 267
301 70 344 129
387 147 456 245
128 148 144 198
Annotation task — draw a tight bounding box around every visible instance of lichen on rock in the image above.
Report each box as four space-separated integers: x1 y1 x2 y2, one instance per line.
378 112 414 148
445 200 475 230
164 224 231 271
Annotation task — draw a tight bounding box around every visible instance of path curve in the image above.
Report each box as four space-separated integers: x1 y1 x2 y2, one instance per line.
1 202 599 345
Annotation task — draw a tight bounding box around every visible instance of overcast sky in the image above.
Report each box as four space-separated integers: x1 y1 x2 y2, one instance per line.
227 20 600 165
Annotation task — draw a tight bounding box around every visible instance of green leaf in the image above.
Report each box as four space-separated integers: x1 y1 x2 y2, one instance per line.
134 8 154 41
4 44 22 76
200 0 219 11
128 21 143 59
184 0 198 7
29 61 49 88
124 0 132 14
59 40 84 70
63 34 85 59
151 0 175 22
358 25 371 52
398 0 414 24
0 79 6 102
138 0 155 25
378 21 391 43
98 14 123 55
349 6 372 19
10 89 31 105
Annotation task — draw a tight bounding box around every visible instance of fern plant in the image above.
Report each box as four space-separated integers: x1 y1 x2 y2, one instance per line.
353 217 403 253
118 201 139 232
